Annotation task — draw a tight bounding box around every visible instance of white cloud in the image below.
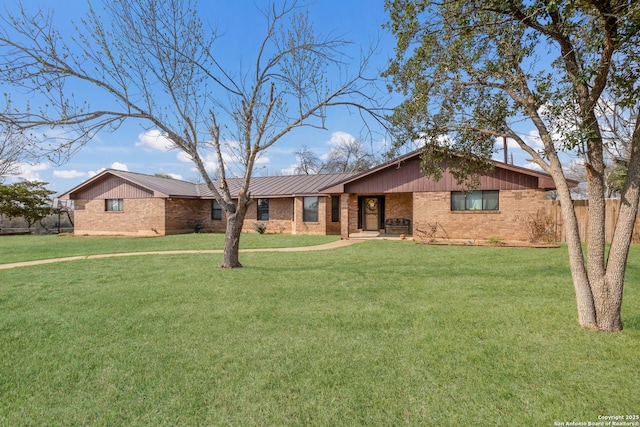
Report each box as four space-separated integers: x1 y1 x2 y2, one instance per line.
281 164 298 175
166 173 182 180
177 151 193 163
176 141 270 175
522 161 544 171
111 162 129 171
87 168 105 178
255 154 270 165
87 161 127 177
12 162 50 182
135 130 174 152
520 130 544 149
326 131 356 147
53 169 87 179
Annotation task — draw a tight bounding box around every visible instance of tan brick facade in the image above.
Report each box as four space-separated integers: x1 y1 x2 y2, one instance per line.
74 189 545 242
74 198 167 236
384 193 413 223
240 197 294 234
292 196 328 235
411 189 546 242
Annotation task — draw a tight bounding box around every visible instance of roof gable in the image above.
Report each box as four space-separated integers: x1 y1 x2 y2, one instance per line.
60 169 201 199
321 150 568 193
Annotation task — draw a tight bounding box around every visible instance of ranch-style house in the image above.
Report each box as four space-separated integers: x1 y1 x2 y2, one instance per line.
60 150 568 242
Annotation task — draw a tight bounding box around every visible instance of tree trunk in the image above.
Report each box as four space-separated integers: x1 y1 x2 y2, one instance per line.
559 191 598 330
600 115 640 331
550 162 598 329
602 194 639 331
220 202 248 269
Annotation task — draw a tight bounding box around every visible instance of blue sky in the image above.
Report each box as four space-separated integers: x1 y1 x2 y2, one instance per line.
4 0 560 195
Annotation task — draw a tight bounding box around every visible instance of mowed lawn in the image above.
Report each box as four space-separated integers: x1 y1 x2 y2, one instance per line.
0 235 639 426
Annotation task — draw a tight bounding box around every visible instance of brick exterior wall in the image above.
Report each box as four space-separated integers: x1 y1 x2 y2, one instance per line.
73 189 543 241
241 197 294 234
73 198 166 236
166 197 297 235
292 196 328 235
384 193 413 224
412 189 547 242
166 199 213 234
346 194 359 234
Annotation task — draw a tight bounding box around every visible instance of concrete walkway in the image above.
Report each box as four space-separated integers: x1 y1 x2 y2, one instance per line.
0 239 366 270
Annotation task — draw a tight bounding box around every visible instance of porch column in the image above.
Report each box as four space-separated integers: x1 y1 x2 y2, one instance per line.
340 193 350 239
292 196 302 235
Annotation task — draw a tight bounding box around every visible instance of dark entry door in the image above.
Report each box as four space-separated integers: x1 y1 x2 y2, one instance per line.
364 197 380 231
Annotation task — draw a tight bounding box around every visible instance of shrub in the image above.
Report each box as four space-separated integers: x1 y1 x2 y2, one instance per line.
187 219 204 233
487 236 505 246
253 222 267 234
523 212 557 243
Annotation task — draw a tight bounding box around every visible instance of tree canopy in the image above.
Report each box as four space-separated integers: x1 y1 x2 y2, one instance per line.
385 0 640 331
0 181 56 228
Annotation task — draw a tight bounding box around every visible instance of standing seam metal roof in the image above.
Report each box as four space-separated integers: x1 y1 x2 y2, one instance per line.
60 169 357 199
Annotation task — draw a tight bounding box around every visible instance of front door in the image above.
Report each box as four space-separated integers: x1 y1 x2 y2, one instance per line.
364 197 379 231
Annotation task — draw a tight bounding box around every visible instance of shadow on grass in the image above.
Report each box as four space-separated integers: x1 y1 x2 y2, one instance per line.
624 316 640 331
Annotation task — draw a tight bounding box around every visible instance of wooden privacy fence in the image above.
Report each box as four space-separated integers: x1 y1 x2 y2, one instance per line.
544 199 640 243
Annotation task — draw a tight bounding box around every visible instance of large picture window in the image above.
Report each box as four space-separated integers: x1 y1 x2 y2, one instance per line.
303 196 319 222
105 199 123 212
257 198 269 221
451 190 499 211
212 200 222 220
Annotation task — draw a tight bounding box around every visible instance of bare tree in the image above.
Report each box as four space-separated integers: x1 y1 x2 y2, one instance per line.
323 137 379 173
0 121 27 180
0 0 386 267
293 145 324 174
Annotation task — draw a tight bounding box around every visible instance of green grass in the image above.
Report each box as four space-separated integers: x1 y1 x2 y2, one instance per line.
0 233 339 264
1 239 639 425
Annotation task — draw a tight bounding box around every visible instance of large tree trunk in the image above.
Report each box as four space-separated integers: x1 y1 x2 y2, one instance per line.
600 114 640 331
555 177 598 330
548 157 598 329
220 201 248 269
603 192 639 331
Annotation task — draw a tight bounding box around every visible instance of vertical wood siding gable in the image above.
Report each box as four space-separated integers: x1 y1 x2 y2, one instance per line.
344 157 539 193
74 176 154 199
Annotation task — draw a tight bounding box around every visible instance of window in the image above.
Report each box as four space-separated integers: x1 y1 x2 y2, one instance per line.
451 190 499 211
212 200 222 220
105 199 123 212
331 196 340 222
303 196 318 222
257 198 269 221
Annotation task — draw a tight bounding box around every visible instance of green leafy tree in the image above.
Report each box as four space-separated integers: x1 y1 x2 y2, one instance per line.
0 181 56 228
385 0 640 331
0 0 384 268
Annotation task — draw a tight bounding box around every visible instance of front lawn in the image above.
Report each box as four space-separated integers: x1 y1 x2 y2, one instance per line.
0 239 638 425
0 233 339 264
